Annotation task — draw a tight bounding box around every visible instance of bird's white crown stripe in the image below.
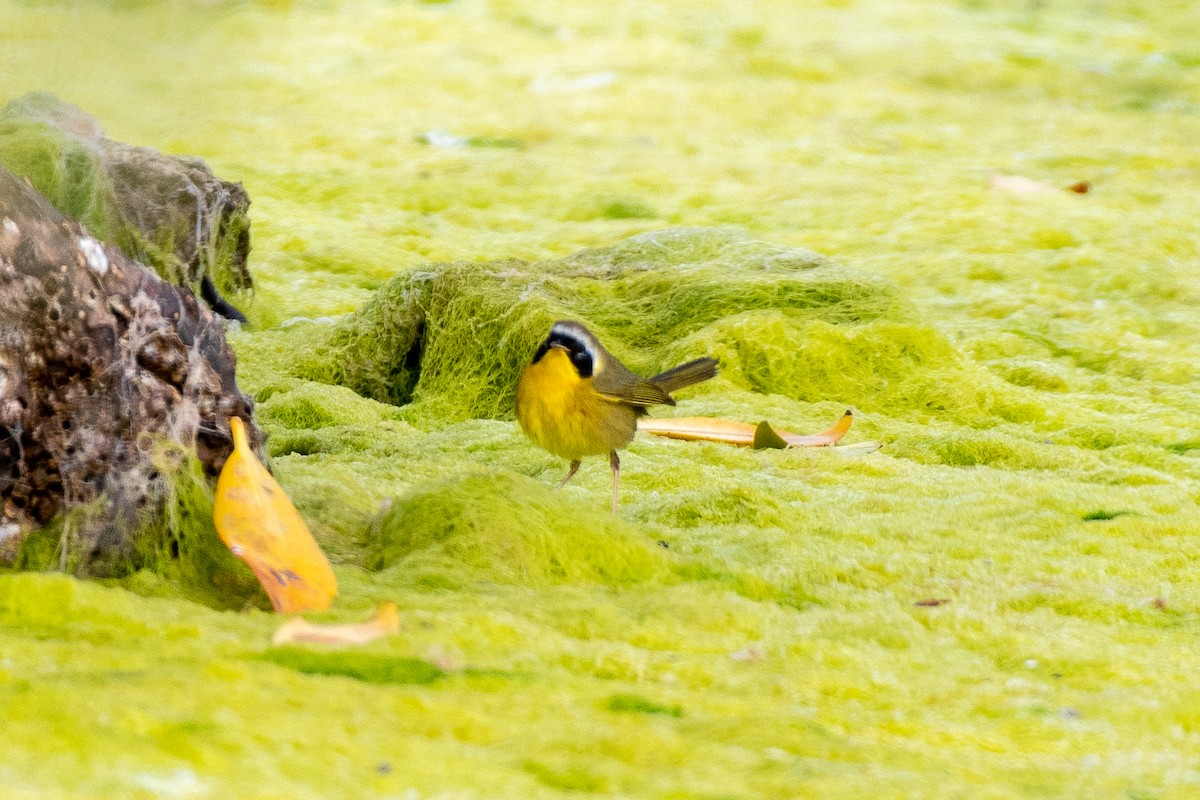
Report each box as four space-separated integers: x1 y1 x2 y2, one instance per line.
550 322 597 363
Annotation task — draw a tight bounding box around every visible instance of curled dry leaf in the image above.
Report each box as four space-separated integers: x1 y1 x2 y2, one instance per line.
639 410 871 450
214 417 338 613
272 603 401 646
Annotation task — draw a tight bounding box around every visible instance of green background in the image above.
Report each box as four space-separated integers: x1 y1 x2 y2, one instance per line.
2 0 1199 797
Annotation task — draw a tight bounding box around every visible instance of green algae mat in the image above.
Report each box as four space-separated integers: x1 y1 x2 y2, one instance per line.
4 0 1200 797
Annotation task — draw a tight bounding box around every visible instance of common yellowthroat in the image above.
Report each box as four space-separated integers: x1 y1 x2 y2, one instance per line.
516 320 718 512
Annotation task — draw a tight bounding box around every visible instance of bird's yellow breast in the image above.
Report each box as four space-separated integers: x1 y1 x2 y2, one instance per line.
516 349 637 460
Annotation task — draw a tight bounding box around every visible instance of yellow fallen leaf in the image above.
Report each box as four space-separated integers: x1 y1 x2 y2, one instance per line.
639 410 857 449
272 603 400 646
214 417 338 613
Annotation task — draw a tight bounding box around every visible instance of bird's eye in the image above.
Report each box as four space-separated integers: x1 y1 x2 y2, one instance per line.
571 349 594 378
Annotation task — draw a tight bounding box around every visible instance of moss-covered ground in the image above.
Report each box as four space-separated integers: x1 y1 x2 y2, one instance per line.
3 0 1200 797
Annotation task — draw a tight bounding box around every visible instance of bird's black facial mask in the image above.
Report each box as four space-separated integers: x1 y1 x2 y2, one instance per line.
532 330 595 378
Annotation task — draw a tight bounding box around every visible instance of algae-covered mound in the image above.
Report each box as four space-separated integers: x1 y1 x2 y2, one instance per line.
0 92 252 299
367 472 673 589
302 227 958 421
303 227 1040 430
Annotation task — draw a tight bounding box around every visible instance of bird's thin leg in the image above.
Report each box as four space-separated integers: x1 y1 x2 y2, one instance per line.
556 459 582 490
609 450 620 513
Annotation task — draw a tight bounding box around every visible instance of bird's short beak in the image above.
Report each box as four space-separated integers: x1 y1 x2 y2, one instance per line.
549 343 568 351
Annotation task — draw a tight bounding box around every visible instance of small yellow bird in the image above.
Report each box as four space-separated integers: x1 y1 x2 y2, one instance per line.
516 320 718 511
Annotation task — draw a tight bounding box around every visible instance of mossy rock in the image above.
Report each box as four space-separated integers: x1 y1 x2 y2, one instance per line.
16 450 267 611
0 92 252 296
0 113 111 238
125 452 268 610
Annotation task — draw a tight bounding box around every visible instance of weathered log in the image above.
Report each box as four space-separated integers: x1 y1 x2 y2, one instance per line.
0 92 251 321
0 166 261 572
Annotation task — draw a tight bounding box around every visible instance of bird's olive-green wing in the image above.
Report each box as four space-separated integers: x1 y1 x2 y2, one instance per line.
649 357 719 394
592 361 676 407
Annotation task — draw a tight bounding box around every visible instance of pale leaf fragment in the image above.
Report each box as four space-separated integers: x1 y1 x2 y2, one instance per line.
991 174 1058 194
830 440 884 456
272 603 401 646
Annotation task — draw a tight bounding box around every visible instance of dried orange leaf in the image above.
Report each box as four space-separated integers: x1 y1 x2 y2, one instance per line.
272 603 400 646
639 411 855 449
638 416 760 446
775 410 854 447
214 417 338 613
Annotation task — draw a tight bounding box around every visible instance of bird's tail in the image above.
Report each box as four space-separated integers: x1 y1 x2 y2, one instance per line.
650 357 719 394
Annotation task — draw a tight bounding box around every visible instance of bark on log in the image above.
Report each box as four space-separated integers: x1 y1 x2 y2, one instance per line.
0 92 251 321
0 167 261 571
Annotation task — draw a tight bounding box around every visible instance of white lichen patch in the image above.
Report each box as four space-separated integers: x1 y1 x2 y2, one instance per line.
2 218 17 237
529 70 617 94
78 236 109 275
131 770 208 799
278 314 344 328
417 129 468 148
